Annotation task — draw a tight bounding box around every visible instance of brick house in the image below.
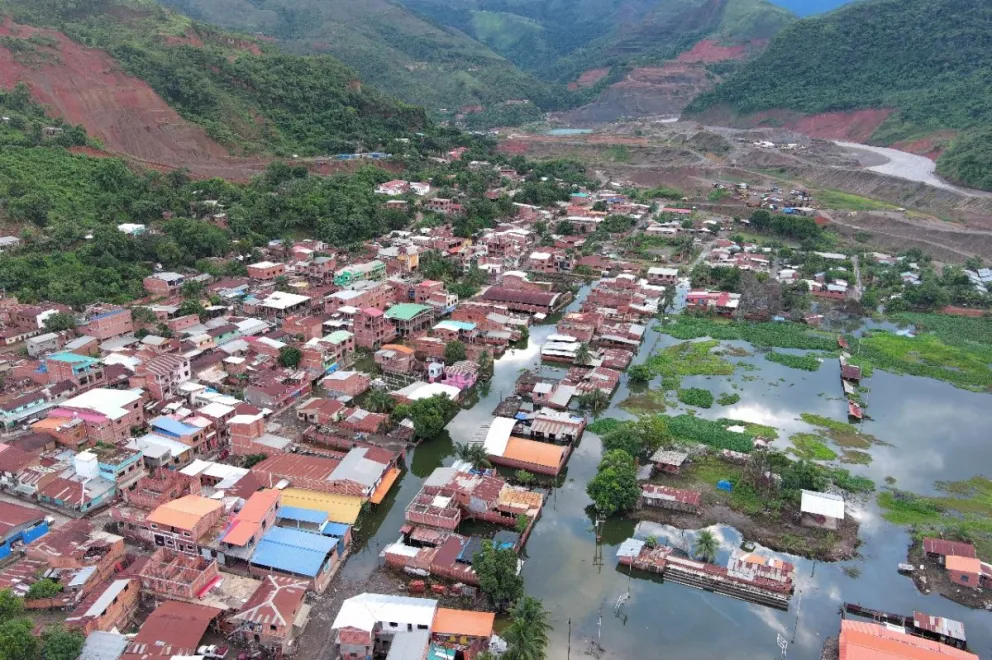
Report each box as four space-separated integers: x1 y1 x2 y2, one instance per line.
143 272 185 296
129 353 191 400
354 308 396 350
44 352 106 388
118 495 225 554
230 575 310 652
65 577 140 634
41 388 145 445
79 307 133 340
321 371 371 398
138 547 221 600
248 261 286 280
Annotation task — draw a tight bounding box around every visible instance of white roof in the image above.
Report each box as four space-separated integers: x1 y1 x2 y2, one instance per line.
529 251 552 260
332 593 438 633
61 388 143 420
648 267 679 276
482 417 517 457
406 382 460 401
801 490 845 519
179 459 249 484
260 291 310 310
128 434 190 460
250 260 279 269
198 402 234 419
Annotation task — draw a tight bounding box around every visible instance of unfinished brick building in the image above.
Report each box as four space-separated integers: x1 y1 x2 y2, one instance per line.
138 547 221 601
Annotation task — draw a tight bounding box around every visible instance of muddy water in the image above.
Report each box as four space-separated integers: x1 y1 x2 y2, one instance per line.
333 289 992 659
835 140 992 198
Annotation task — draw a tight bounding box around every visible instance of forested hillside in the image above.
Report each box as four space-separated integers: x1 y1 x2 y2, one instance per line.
155 0 569 114
687 0 992 190
1 0 427 157
401 0 795 83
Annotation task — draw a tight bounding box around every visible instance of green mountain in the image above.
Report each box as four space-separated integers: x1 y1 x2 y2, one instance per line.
1 0 427 158
155 0 569 113
399 0 796 82
687 0 992 190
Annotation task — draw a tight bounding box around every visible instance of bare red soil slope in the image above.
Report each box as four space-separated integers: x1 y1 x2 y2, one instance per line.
0 19 268 180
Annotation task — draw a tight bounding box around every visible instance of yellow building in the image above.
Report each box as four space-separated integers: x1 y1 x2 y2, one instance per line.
279 488 363 525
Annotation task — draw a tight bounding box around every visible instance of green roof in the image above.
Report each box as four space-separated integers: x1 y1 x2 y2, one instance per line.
326 330 353 344
384 303 431 321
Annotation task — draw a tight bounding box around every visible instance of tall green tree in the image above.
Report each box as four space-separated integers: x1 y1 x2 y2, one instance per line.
41 625 85 660
473 540 523 611
454 442 491 470
444 340 467 364
693 530 719 564
504 596 551 660
586 449 640 516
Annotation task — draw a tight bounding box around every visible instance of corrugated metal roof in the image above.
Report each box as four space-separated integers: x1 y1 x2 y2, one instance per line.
251 527 338 577
913 612 966 642
277 506 328 525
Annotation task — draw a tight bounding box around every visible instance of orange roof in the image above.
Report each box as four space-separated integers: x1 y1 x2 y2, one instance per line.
839 621 977 660
945 555 982 574
432 608 495 638
381 344 414 354
223 489 280 546
369 467 401 505
31 417 70 431
147 495 223 531
503 437 565 469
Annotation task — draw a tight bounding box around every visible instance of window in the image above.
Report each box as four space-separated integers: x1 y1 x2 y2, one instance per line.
389 622 398 628
417 624 428 630
270 624 278 631
961 575 969 583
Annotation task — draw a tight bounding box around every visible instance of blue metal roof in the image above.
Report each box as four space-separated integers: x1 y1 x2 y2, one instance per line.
150 416 200 437
277 506 328 525
251 527 338 577
320 521 351 537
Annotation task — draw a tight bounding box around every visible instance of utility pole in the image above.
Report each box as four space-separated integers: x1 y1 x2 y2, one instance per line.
567 618 571 660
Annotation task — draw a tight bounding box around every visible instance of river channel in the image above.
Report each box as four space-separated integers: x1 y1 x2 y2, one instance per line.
335 288 992 659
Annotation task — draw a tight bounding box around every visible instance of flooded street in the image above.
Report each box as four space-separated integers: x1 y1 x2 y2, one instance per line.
330 288 992 659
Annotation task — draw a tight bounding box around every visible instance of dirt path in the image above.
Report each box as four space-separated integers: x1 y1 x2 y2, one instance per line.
821 211 983 260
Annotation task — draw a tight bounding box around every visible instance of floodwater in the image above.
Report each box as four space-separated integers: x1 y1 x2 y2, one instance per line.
834 140 992 198
333 288 992 659
546 128 595 136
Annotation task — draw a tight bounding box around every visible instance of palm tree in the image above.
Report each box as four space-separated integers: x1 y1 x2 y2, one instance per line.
578 389 610 414
477 350 494 381
454 442 491 470
575 342 592 366
504 596 551 660
693 529 719 564
365 388 395 414
661 283 678 316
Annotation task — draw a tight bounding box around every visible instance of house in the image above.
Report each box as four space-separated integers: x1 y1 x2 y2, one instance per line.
474 417 568 476
442 361 479 391
257 291 312 320
322 370 371 398
431 608 495 658
334 260 386 287
248 526 343 594
143 272 185 296
137 547 219 601
79 631 129 660
354 307 397 350
332 593 438 660
26 331 64 357
685 290 742 316
384 303 434 338
800 490 845 530
923 538 977 564
129 353 191 400
217 489 281 559
481 287 562 315
117 494 224 553
43 352 105 388
649 449 689 475
248 261 286 280
640 485 700 514
41 387 145 445
0 501 48 561
945 555 984 589
79 307 133 340
647 267 679 286
121 600 224 659
230 575 310 653
65 577 140 635
297 397 347 425
837 619 977 660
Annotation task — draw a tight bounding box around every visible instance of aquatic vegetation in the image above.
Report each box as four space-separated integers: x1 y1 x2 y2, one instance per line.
765 351 822 371
800 413 878 448
789 433 838 461
841 450 872 465
587 418 626 435
878 476 992 556
716 393 740 406
677 388 714 409
854 330 992 392
619 390 667 414
668 414 754 453
718 418 779 440
663 317 836 350
644 339 735 390
826 468 875 494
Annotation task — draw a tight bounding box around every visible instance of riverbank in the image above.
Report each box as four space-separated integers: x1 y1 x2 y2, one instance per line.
905 542 992 611
634 453 862 561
